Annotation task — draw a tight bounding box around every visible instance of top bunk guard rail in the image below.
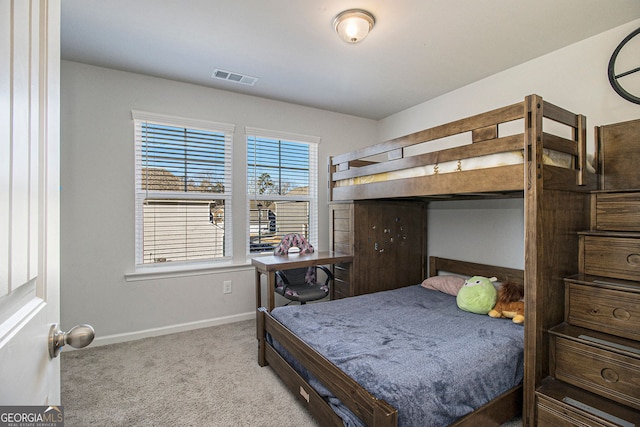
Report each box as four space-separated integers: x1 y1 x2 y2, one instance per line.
329 95 595 201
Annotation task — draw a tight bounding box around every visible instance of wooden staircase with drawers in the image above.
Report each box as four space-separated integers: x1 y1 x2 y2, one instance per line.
535 119 640 426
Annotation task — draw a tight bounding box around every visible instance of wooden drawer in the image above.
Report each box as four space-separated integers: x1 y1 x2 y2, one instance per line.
551 335 640 410
565 281 640 341
333 263 350 282
593 192 640 232
537 378 640 427
331 263 351 300
332 280 350 300
580 233 640 281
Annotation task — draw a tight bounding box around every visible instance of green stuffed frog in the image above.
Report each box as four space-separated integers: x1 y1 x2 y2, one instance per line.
456 275 498 314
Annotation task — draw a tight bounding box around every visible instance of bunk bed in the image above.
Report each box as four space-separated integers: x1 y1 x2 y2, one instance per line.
329 94 594 201
257 95 598 426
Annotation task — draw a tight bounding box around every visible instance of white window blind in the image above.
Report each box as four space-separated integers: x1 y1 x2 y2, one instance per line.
246 127 319 254
133 111 234 266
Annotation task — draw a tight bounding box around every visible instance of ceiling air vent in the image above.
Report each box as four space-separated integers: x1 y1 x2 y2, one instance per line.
212 69 258 86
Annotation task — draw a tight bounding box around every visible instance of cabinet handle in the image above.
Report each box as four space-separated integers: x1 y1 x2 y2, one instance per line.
627 253 640 266
601 368 619 383
613 308 631 320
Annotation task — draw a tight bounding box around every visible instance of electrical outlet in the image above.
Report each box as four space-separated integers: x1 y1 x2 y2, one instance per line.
223 280 232 294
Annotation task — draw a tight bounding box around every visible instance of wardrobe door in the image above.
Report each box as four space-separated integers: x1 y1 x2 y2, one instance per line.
353 201 426 295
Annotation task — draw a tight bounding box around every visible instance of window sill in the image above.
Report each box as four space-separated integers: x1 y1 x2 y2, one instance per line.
125 261 253 282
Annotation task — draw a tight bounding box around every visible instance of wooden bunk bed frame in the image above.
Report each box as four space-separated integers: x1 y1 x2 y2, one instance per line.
329 94 594 202
258 95 598 426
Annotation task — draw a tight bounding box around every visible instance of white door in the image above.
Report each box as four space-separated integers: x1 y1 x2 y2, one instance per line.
0 0 62 405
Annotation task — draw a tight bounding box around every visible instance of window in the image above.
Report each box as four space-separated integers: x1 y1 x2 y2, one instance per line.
133 111 234 266
246 127 319 254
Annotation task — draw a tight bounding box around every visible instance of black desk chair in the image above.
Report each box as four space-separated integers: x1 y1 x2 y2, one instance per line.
273 234 333 305
275 265 333 304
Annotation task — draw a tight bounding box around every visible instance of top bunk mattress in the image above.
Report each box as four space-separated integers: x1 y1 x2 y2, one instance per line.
334 148 577 188
269 284 525 426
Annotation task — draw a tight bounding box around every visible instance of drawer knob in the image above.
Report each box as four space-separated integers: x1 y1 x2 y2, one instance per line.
613 308 631 320
627 253 640 266
601 368 619 383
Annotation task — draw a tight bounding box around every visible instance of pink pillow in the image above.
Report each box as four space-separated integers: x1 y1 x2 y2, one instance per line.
421 275 466 296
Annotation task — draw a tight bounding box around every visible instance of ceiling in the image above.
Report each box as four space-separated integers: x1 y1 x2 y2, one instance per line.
61 0 640 120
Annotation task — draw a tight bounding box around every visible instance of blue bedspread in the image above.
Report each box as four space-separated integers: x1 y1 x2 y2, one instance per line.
270 285 524 427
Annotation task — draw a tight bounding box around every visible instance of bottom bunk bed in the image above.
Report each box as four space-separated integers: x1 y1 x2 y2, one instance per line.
257 257 525 426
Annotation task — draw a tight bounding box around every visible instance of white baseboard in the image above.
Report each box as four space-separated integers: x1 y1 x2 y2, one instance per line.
78 312 256 348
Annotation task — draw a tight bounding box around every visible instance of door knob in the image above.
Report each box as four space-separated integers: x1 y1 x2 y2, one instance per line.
48 324 95 359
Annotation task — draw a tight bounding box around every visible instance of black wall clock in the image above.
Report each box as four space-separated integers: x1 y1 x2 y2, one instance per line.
608 27 640 104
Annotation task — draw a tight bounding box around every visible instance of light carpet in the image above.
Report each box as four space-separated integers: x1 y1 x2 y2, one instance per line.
61 319 522 426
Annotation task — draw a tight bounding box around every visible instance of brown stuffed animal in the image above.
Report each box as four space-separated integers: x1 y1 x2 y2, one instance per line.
488 281 524 324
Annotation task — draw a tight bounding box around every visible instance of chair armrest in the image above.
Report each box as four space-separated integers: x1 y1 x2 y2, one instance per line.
276 270 289 287
316 265 334 285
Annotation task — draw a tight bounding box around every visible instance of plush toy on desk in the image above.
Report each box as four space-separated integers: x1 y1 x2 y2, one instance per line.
456 276 498 315
488 281 525 324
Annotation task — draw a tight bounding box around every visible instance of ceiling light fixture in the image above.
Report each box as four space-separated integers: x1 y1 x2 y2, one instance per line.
333 9 375 44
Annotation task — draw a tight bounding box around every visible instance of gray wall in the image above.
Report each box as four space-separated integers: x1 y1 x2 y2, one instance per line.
60 61 376 343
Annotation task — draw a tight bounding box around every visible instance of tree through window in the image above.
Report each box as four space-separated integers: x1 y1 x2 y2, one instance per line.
133 111 234 266
246 129 319 253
